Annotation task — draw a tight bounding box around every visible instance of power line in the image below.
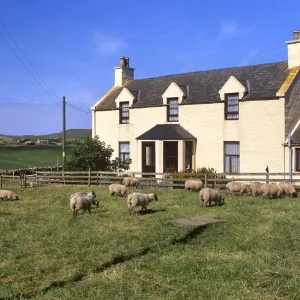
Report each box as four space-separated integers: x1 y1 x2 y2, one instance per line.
0 30 59 104
66 102 91 113
0 19 60 102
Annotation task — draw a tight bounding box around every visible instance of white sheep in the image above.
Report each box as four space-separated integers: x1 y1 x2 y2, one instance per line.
0 189 19 201
127 192 158 215
70 191 98 216
261 183 282 199
184 179 203 191
276 182 297 197
108 184 128 197
122 177 139 188
70 191 99 207
199 188 224 207
226 181 249 195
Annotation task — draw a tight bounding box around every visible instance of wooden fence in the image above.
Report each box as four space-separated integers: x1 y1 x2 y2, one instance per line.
2 170 300 190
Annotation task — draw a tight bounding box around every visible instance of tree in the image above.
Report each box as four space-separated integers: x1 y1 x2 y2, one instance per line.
65 136 131 171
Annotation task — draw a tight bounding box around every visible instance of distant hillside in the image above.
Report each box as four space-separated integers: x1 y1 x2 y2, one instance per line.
0 129 92 142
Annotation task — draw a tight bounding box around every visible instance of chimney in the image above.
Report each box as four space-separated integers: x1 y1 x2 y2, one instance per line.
114 56 135 86
286 30 300 68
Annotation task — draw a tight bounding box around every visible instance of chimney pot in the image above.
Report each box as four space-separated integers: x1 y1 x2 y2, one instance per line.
294 30 300 40
125 57 130 67
120 56 126 67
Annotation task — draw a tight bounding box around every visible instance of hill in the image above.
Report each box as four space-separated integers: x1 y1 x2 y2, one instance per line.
0 128 92 142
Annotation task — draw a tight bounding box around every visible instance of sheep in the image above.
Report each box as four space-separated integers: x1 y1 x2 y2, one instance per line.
70 191 99 207
199 188 225 207
127 192 158 215
261 183 282 199
29 181 37 188
226 181 249 196
184 179 203 191
248 182 264 196
0 189 19 201
122 177 139 188
70 191 98 216
276 182 297 197
108 184 128 197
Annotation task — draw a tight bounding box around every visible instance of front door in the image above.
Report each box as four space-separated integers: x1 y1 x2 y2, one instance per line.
164 141 178 172
142 142 156 173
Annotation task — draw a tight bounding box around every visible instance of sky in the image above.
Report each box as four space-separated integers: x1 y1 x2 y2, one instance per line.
0 0 300 135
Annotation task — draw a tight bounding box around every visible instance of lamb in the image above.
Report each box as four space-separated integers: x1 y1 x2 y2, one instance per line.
127 192 158 214
261 183 282 199
199 188 224 207
248 182 264 196
226 181 249 196
184 179 203 191
122 177 139 188
276 182 297 197
70 191 99 207
70 191 98 216
0 189 19 201
108 184 128 197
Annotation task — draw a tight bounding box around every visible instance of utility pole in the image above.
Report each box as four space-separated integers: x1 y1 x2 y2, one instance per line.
62 96 66 169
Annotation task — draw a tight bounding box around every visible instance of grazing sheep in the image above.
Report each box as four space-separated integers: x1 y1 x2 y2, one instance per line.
261 183 282 199
122 177 139 188
70 192 98 216
199 188 224 207
184 179 204 191
127 192 158 214
108 184 128 197
29 181 37 188
70 191 99 207
248 182 264 196
276 182 297 197
226 181 249 196
0 189 19 201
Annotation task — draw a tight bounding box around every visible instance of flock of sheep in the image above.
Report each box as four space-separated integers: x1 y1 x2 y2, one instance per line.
0 176 298 216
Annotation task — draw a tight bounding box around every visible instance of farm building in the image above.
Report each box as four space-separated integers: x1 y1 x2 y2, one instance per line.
91 30 300 174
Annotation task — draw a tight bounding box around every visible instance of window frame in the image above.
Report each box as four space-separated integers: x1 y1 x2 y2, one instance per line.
224 141 240 173
225 93 239 120
295 148 300 172
167 97 179 122
119 101 129 124
119 142 130 167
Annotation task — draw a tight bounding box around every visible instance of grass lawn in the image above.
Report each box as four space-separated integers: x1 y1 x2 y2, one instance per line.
1 183 300 299
0 145 74 170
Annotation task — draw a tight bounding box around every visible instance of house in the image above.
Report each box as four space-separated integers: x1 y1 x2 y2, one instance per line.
91 30 300 174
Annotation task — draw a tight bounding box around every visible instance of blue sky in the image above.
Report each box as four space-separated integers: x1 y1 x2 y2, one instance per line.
0 0 299 135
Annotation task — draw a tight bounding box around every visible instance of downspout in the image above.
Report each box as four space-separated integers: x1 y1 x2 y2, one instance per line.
283 145 285 180
288 134 293 183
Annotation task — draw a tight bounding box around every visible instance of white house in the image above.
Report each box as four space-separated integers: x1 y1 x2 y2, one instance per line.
91 30 300 174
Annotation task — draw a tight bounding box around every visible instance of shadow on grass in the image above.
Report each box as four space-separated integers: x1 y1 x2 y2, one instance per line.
0 212 12 215
170 225 210 244
138 208 167 215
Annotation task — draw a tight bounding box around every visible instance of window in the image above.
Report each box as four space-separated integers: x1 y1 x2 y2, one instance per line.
185 141 193 170
119 102 129 124
225 93 239 120
296 149 300 171
119 142 130 166
167 98 178 122
224 142 240 173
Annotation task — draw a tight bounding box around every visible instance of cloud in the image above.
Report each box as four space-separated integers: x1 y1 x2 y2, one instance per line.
220 21 239 39
239 49 260 66
94 33 127 55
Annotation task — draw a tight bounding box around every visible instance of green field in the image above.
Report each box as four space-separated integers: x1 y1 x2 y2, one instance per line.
1 183 300 299
0 145 74 170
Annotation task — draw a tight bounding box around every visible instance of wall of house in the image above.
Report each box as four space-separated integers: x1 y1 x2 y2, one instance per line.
94 98 285 173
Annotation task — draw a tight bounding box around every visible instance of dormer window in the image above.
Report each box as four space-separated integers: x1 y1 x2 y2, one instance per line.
225 94 239 120
119 101 129 124
167 98 179 122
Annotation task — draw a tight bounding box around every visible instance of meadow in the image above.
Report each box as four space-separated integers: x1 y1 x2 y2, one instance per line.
1 181 300 299
0 145 74 170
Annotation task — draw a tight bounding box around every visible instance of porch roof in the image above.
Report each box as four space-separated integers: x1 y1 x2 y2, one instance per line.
136 124 196 140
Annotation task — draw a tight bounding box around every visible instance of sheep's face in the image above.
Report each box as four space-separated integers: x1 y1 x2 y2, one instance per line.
153 194 158 201
91 191 96 198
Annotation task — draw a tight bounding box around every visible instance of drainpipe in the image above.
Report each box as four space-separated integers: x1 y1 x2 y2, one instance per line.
288 134 293 183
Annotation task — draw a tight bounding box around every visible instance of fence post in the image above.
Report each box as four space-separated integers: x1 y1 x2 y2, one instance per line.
0 175 2 189
204 172 208 188
13 170 15 180
88 167 91 187
62 170 65 185
24 174 27 188
266 169 269 184
96 172 99 186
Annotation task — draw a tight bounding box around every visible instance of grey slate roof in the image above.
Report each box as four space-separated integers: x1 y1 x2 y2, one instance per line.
96 61 289 111
136 124 196 140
